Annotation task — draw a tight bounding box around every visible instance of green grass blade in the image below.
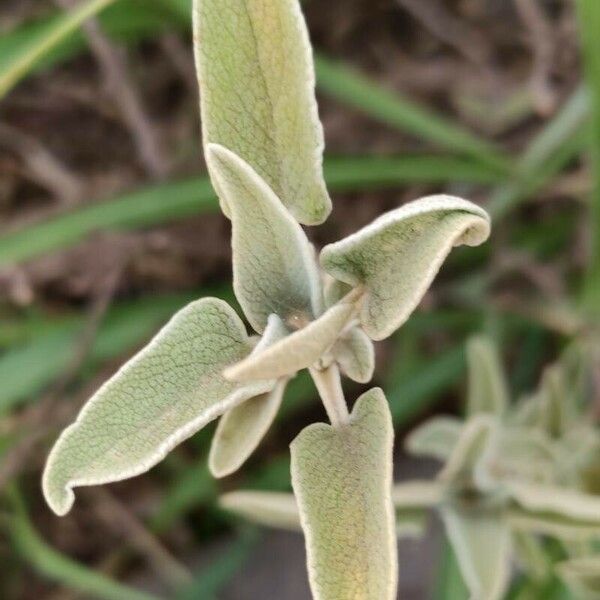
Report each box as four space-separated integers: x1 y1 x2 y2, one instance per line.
0 156 501 267
5 486 159 600
488 89 589 219
577 0 600 311
0 0 117 99
314 55 511 174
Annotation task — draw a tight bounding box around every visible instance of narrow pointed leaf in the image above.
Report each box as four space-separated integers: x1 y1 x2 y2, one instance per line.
508 507 600 540
405 416 464 462
331 326 375 383
209 314 289 477
224 302 356 382
558 557 600 600
508 483 600 522
291 388 397 600
392 481 445 508
441 507 511 600
42 298 273 516
320 195 491 340
209 380 286 478
440 415 495 484
193 0 331 224
219 491 302 531
206 144 322 333
466 336 509 417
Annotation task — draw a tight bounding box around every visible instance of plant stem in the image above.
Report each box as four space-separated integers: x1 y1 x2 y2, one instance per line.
309 363 349 427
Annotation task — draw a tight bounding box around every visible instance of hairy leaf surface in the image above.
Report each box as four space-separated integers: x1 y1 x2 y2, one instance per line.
320 195 490 340
224 302 355 381
220 491 302 531
291 388 397 600
193 0 331 224
43 298 272 516
206 144 322 333
331 326 375 383
466 336 509 417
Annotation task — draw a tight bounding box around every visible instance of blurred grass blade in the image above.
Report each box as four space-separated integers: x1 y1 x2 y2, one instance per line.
0 0 116 99
0 156 501 267
314 55 511 174
5 486 159 600
488 88 589 218
577 0 600 311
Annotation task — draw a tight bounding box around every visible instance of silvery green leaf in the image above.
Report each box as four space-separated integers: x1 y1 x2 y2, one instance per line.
405 416 464 462
209 314 289 477
441 507 511 600
508 483 600 522
320 195 491 340
466 336 509 417
219 490 302 531
331 326 375 383
395 509 428 539
209 380 286 478
291 388 397 600
558 557 600 600
43 299 273 516
206 144 322 333
193 0 331 225
323 276 353 308
474 427 556 490
439 415 495 485
224 302 356 382
392 481 445 509
508 508 600 541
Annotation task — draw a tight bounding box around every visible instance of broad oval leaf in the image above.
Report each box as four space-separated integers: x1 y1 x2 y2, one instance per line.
219 490 302 532
320 195 491 340
209 380 286 478
441 507 511 600
193 0 331 225
405 416 464 462
291 388 397 600
206 144 322 333
466 335 509 417
224 302 356 382
42 298 273 516
331 326 375 383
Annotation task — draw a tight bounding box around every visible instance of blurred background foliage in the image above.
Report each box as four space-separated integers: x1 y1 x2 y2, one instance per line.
0 0 599 598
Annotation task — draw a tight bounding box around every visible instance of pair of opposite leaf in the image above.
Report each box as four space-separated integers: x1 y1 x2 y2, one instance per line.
43 0 491 598
223 339 600 600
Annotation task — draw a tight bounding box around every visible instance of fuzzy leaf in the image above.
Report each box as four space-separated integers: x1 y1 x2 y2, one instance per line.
209 315 289 477
331 326 375 383
320 195 490 340
206 144 322 333
291 388 397 600
466 336 509 417
392 481 445 508
441 507 511 600
405 416 464 462
224 302 356 381
209 381 286 478
193 0 331 225
219 491 301 531
42 298 272 516
558 557 600 600
508 483 600 522
508 508 600 540
440 415 495 485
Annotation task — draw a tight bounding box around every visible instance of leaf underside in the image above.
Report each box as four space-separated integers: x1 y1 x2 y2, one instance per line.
43 298 272 516
193 0 331 225
291 388 397 600
320 195 491 340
